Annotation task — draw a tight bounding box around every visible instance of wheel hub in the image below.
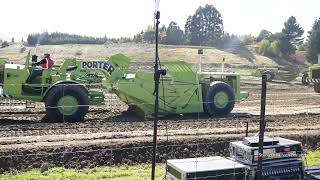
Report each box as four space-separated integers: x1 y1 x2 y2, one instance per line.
57 95 79 116
214 91 229 108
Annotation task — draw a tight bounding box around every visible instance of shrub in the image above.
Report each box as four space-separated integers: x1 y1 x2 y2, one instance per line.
258 39 271 55
258 39 281 57
269 40 281 57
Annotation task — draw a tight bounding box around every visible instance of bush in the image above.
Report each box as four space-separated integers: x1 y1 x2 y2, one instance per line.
258 39 281 57
269 40 281 57
258 39 271 55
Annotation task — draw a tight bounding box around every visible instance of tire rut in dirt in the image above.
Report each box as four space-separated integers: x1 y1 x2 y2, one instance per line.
1 113 320 137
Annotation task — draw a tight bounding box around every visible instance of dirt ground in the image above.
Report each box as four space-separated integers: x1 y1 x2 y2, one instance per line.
0 76 319 172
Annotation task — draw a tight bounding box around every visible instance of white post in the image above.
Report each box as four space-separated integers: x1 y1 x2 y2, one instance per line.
221 57 225 73
318 54 320 64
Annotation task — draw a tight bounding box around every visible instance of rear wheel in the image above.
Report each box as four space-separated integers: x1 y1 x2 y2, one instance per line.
314 83 320 93
204 82 235 116
44 84 89 123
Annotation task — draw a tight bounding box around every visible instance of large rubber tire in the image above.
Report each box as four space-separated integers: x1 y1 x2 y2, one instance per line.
314 83 320 93
44 84 89 123
204 82 235 116
302 73 309 85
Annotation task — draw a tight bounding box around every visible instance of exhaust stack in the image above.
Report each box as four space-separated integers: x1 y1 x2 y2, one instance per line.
198 49 203 73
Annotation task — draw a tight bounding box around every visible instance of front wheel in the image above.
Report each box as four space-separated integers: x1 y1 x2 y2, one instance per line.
44 84 89 123
204 82 235 116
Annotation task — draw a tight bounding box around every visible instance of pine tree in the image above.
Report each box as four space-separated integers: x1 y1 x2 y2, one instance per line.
306 18 320 63
165 22 184 45
143 25 155 44
256 30 272 42
185 4 224 47
280 16 304 55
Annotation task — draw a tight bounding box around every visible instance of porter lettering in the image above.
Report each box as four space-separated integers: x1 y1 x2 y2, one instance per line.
81 61 114 75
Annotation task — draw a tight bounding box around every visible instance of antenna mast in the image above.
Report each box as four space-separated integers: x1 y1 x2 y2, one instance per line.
151 1 166 180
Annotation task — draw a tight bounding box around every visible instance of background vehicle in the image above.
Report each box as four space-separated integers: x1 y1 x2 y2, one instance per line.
302 54 320 92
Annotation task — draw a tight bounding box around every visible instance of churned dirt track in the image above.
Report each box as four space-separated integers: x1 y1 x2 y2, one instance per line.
0 77 320 172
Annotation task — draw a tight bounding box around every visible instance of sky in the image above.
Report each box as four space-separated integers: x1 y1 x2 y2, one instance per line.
0 0 319 41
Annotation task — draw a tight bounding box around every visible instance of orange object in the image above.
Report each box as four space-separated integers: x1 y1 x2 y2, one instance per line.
40 58 54 69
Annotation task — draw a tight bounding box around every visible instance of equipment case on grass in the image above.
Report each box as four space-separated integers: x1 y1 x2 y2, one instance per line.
230 136 302 165
166 156 247 180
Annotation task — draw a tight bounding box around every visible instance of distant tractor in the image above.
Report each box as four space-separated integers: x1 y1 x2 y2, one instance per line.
301 71 309 85
257 67 278 82
302 54 320 92
0 51 248 122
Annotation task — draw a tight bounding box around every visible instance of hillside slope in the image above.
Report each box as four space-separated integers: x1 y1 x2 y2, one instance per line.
0 43 308 69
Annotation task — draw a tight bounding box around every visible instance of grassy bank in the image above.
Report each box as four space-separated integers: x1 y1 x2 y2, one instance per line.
305 150 320 166
0 164 166 180
1 150 320 179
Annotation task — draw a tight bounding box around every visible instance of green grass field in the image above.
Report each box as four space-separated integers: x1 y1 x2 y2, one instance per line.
0 164 166 180
1 150 320 180
305 150 320 166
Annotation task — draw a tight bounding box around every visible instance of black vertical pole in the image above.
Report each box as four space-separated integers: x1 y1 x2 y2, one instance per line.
245 121 249 137
151 11 160 180
257 74 267 180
